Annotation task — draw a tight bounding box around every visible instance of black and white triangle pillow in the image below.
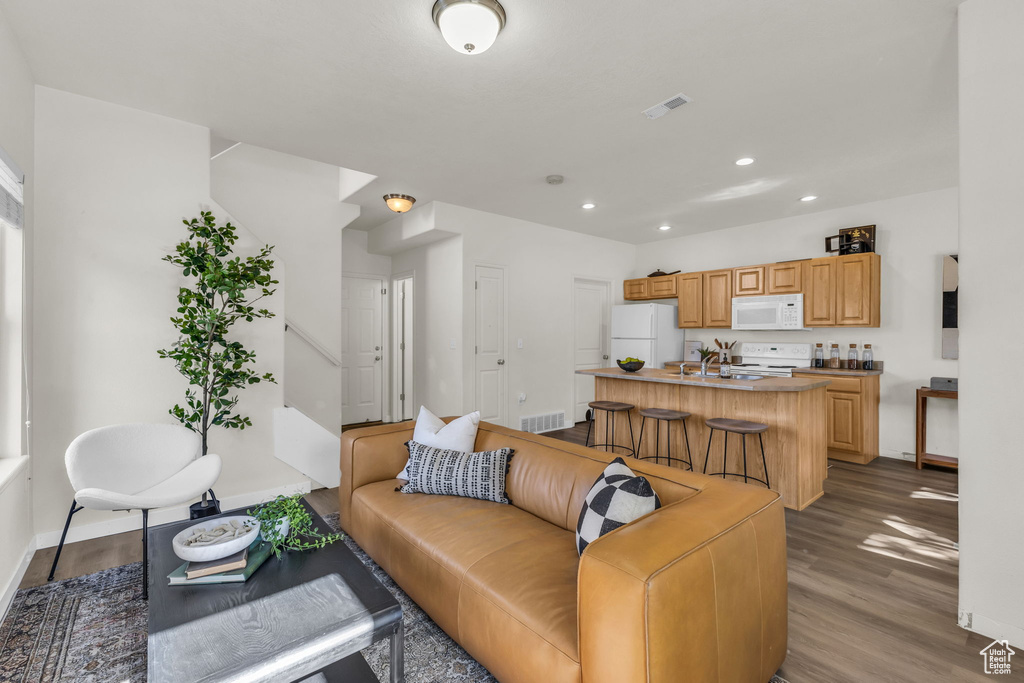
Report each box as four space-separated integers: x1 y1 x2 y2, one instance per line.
576 457 661 555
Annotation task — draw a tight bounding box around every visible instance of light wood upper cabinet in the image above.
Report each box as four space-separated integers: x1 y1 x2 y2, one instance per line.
733 266 766 297
803 258 837 327
676 273 703 328
648 275 678 298
624 278 649 300
767 262 802 294
703 270 733 328
836 253 881 327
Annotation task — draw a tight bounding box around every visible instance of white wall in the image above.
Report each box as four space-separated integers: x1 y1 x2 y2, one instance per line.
32 88 306 541
434 203 636 428
957 0 1024 648
343 228 391 279
212 143 358 435
390 232 464 416
0 3 34 613
635 188 960 461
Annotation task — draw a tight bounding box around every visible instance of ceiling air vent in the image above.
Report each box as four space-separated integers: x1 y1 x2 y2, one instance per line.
642 92 692 120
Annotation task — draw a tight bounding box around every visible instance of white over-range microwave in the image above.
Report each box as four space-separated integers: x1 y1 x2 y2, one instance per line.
732 294 806 330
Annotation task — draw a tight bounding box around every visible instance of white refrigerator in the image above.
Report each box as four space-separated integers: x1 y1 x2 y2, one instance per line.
611 303 686 369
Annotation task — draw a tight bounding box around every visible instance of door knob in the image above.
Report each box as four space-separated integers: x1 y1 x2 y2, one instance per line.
497 359 505 365
375 356 381 361
603 354 609 360
375 346 380 351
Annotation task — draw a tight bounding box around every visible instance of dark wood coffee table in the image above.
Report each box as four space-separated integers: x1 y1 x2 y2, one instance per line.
146 500 403 683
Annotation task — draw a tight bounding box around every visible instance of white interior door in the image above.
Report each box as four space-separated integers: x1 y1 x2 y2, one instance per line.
475 265 506 426
573 279 610 423
342 276 383 425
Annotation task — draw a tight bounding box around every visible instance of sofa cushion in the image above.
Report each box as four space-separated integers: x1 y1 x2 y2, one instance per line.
398 441 514 504
397 407 481 479
575 457 661 555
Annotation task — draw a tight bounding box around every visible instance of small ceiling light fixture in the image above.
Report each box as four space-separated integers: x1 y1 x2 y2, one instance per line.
383 194 416 213
658 225 672 231
432 0 506 55
735 157 755 166
799 195 818 202
581 203 596 210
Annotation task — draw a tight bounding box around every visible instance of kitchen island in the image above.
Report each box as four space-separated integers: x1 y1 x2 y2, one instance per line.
577 367 831 510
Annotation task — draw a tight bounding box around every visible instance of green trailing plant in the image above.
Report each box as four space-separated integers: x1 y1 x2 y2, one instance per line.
157 211 278 456
248 494 343 558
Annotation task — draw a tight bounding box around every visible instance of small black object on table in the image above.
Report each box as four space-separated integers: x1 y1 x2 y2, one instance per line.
147 499 403 683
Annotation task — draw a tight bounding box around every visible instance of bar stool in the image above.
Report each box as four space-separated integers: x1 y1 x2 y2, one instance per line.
585 401 636 456
636 408 693 470
702 418 770 488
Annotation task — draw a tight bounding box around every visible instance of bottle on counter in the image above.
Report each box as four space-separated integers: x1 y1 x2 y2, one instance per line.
720 358 732 378
814 343 824 368
862 344 874 370
829 343 841 369
848 344 859 370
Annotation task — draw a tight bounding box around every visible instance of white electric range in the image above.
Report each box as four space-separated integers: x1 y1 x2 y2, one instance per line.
729 342 813 377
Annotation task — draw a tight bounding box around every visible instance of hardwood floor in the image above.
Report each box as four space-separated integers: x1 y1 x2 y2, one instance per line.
19 422 996 681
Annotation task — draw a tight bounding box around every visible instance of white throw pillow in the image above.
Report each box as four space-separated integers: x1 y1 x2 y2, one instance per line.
396 407 481 480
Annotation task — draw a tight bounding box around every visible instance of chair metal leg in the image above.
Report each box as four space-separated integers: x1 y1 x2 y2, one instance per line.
721 431 729 479
142 509 149 601
703 429 714 473
759 433 770 489
48 499 83 581
627 412 636 456
585 413 594 448
682 420 693 470
637 416 646 459
742 435 749 483
608 411 614 454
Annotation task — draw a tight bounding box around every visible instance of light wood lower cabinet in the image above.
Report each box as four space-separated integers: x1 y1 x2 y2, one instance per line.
794 372 879 464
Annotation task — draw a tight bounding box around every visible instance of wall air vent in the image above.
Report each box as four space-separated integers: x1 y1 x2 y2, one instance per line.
520 412 565 434
642 92 692 120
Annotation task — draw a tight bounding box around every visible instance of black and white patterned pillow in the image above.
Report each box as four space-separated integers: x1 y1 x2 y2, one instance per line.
576 457 661 555
397 441 514 504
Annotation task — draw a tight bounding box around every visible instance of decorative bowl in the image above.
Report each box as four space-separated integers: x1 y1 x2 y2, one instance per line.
617 360 645 372
171 515 261 562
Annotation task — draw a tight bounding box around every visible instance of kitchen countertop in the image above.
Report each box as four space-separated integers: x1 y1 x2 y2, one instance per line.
665 360 884 377
576 367 831 392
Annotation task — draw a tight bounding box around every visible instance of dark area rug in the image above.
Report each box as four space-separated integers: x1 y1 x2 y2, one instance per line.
0 513 788 682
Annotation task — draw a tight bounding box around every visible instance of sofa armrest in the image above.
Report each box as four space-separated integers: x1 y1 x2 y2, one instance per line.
578 482 787 683
338 422 416 533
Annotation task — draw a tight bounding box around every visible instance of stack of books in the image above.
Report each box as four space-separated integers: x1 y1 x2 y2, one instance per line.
168 536 273 585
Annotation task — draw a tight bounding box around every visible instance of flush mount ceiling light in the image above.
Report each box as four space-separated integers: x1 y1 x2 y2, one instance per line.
658 225 672 231
799 195 818 202
384 194 416 213
432 0 506 55
581 203 596 209
735 157 755 166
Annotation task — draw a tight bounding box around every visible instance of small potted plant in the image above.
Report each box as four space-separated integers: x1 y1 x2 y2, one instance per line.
248 494 342 558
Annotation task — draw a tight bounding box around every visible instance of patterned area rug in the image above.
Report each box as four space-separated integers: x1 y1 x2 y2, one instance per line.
0 514 789 682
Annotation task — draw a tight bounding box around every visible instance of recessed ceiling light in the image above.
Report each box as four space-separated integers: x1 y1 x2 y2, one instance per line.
658 225 672 231
581 203 596 210
735 157 755 166
800 195 818 202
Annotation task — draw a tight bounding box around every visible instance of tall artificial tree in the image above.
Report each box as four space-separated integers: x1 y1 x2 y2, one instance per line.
158 211 278 511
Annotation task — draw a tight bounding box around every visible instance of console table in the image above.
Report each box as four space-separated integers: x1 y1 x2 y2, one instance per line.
916 387 959 470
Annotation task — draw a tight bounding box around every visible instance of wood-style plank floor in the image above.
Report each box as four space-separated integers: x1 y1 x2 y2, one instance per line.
20 422 996 681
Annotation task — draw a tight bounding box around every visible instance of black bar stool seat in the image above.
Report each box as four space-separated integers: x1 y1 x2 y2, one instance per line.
703 417 771 488
585 401 636 456
636 408 693 470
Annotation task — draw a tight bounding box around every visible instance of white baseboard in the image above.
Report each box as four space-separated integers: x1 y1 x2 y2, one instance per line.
961 610 1024 650
0 536 36 623
34 480 312 549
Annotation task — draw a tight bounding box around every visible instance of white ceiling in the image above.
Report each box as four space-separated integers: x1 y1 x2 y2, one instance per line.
1 0 961 243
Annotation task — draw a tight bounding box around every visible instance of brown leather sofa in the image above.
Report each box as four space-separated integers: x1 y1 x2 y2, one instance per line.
339 420 787 683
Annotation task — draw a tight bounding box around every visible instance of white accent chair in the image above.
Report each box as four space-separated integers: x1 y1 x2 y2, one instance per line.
48 424 222 599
